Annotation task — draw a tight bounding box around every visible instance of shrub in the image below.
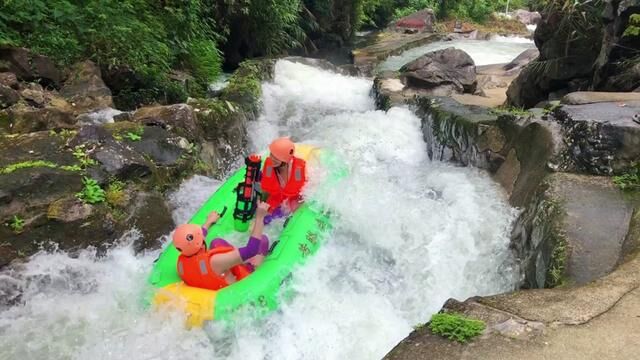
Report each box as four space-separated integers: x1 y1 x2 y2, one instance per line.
428 312 485 342
76 177 106 204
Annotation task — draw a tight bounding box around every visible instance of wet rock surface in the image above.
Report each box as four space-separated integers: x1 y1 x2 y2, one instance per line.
554 100 640 175
401 48 477 95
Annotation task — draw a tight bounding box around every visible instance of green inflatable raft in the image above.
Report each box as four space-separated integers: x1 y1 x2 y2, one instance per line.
148 144 340 327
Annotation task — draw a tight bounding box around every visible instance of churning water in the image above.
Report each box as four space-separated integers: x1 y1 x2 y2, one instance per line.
378 36 535 71
0 60 518 360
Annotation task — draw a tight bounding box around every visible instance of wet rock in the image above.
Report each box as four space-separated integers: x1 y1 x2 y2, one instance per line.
126 191 174 252
1 102 76 133
188 98 249 174
0 47 62 87
131 104 199 140
600 62 640 92
554 101 640 174
506 4 603 108
0 85 20 109
592 0 640 91
93 142 151 180
503 48 539 73
352 32 440 76
0 72 18 89
0 189 10 205
401 48 477 95
19 87 45 107
126 126 186 166
492 318 544 340
75 107 122 126
561 91 640 105
0 188 173 267
47 196 94 223
548 173 635 285
60 60 113 113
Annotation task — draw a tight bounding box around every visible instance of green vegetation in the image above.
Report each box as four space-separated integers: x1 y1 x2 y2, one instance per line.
614 163 640 191
76 177 106 204
7 215 25 233
623 14 640 38
0 160 58 174
49 129 78 143
491 106 531 117
106 180 127 208
0 160 83 174
112 124 144 142
0 0 536 107
72 145 97 168
0 0 220 107
359 0 529 28
542 197 568 288
428 312 486 343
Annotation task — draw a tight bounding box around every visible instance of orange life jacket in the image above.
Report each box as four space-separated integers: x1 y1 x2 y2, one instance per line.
261 156 306 211
177 246 251 291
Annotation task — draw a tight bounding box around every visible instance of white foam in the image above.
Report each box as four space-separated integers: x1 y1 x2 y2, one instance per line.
378 38 535 70
0 60 518 360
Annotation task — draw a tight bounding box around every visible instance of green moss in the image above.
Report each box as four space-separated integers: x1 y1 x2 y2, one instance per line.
623 14 640 38
543 197 569 288
221 59 275 113
613 163 640 191
49 129 78 143
105 180 127 208
1 160 58 174
428 312 485 343
491 106 531 117
107 123 145 142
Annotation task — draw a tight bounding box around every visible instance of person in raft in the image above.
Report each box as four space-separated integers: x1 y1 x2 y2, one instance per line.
172 201 270 290
261 137 307 224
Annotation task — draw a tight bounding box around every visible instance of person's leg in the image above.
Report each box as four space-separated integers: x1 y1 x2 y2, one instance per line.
209 236 262 275
246 235 270 268
211 238 231 248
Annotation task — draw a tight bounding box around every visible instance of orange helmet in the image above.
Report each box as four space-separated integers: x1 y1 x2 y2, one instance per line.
269 137 295 162
172 224 205 257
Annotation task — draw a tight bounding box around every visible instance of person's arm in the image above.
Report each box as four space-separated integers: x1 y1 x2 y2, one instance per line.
252 201 269 238
200 211 220 237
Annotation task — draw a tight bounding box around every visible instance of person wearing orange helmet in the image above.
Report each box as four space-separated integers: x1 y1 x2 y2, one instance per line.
172 201 270 290
260 137 307 223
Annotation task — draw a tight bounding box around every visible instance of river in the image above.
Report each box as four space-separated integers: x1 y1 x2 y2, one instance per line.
0 59 520 360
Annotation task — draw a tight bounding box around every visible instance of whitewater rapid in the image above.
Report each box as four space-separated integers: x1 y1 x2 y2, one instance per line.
378 36 535 71
0 60 518 360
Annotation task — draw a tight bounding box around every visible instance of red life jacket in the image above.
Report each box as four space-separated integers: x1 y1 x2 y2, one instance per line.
177 246 251 291
261 156 306 211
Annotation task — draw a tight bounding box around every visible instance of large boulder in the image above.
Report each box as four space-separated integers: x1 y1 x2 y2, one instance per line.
401 48 477 95
0 47 62 87
514 9 542 25
60 60 113 113
592 0 640 91
1 102 76 133
506 4 604 108
392 9 436 33
0 85 20 109
0 72 18 89
131 104 200 141
561 91 640 105
504 48 540 73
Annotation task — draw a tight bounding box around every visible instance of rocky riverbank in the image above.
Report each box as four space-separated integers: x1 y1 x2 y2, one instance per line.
378 85 640 359
359 5 640 356
0 48 274 267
